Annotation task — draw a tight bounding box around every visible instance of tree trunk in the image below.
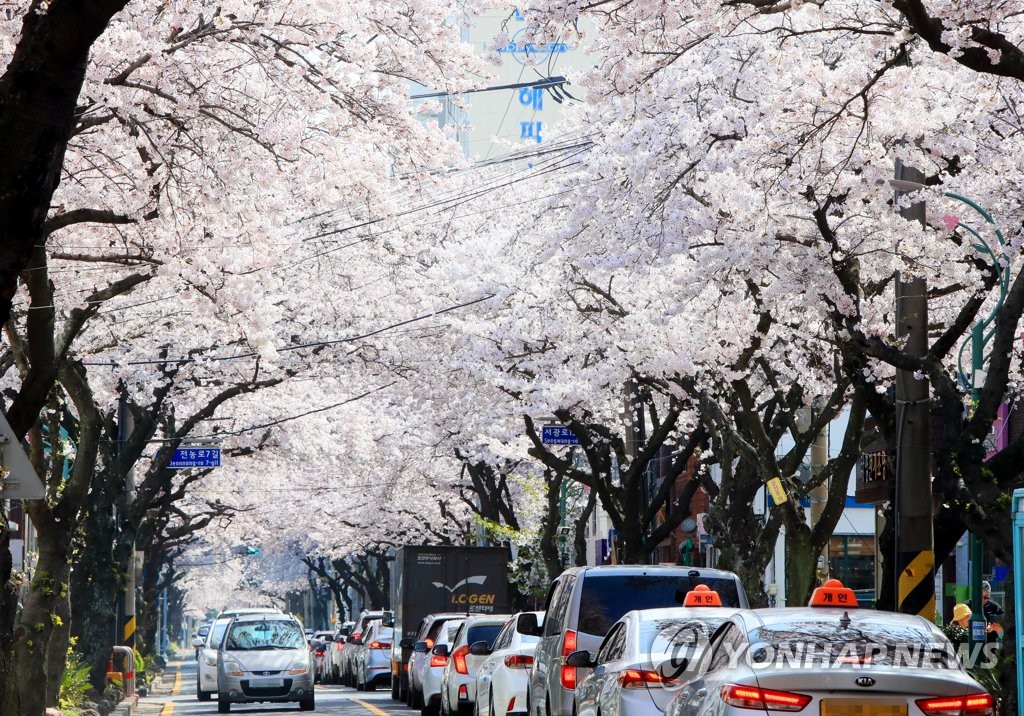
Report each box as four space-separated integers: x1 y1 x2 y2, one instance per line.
539 469 564 579
44 578 71 707
70 508 119 690
784 519 817 607
0 503 19 714
13 514 72 716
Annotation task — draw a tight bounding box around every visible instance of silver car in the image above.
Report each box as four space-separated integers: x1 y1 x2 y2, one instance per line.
217 613 315 712
666 589 991 716
571 600 739 716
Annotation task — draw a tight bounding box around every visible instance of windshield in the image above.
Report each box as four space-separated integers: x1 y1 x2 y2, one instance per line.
748 621 958 669
225 620 305 651
578 575 741 635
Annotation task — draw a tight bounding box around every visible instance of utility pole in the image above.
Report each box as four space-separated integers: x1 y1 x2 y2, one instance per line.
894 161 935 621
117 391 137 657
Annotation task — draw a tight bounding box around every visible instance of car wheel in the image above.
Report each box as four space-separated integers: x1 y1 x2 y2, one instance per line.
217 697 231 713
392 676 401 700
366 678 377 692
300 693 316 711
489 694 495 716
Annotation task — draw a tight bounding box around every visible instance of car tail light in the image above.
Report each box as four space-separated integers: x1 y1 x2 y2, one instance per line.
560 630 577 689
453 645 470 674
430 654 448 668
721 684 811 711
459 685 469 701
561 630 577 657
618 670 669 688
917 694 994 716
560 665 576 690
335 642 343 651
507 698 517 713
426 638 435 648
370 641 392 650
353 632 362 640
404 663 410 672
504 655 533 669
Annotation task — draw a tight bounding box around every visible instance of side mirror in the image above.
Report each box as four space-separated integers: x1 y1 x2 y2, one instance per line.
400 638 413 649
413 641 429 653
468 641 491 657
192 637 205 648
565 650 595 669
432 643 450 657
383 612 395 627
516 612 542 637
324 634 334 642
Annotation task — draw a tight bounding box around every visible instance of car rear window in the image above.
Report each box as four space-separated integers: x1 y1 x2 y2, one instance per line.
467 624 504 648
577 574 741 636
748 621 957 668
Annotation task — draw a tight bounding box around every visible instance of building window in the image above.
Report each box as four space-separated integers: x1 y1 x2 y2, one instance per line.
828 535 875 595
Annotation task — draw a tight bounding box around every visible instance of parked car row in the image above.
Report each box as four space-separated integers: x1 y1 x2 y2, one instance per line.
388 563 993 716
240 561 994 716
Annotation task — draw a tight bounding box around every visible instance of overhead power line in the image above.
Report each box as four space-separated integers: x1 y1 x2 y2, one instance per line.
409 75 576 102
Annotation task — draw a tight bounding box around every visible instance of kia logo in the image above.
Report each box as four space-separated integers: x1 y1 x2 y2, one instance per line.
855 676 876 687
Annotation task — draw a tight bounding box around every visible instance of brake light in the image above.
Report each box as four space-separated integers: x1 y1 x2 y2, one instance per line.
370 641 391 650
504 655 533 669
917 694 994 716
721 685 811 711
426 638 435 648
430 654 448 668
335 642 343 651
561 630 577 657
507 698 517 713
459 684 469 701
618 670 669 688
453 645 470 674
560 630 577 689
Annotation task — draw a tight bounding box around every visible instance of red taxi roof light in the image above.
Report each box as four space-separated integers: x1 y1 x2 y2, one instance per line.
917 694 994 716
683 584 723 607
808 579 859 608
721 684 811 712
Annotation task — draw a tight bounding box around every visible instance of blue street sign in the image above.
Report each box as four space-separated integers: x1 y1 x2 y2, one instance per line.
169 447 221 469
542 425 579 446
971 620 986 642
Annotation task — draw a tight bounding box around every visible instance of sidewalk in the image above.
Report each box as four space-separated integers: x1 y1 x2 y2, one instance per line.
132 659 184 716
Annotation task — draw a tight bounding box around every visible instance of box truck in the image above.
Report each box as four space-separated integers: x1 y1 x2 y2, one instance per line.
388 545 511 700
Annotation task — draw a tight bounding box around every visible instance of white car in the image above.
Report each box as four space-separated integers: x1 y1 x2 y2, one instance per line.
441 615 512 716
664 581 991 716
475 612 543 716
415 618 464 716
197 616 234 701
343 610 387 685
197 607 285 701
357 621 395 691
408 614 466 708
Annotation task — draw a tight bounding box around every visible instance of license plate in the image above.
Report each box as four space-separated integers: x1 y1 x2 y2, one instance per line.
251 678 284 688
821 699 907 716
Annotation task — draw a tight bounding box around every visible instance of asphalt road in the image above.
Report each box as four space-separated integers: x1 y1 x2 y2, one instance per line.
154 659 417 716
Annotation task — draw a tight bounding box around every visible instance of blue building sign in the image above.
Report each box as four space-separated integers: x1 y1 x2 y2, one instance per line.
542 425 579 446
169 447 221 469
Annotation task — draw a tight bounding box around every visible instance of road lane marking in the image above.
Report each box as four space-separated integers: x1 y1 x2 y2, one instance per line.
353 697 393 716
172 668 182 695
160 702 174 716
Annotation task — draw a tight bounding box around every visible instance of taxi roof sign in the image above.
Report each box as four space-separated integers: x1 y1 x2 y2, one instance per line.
808 579 859 608
683 584 723 607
